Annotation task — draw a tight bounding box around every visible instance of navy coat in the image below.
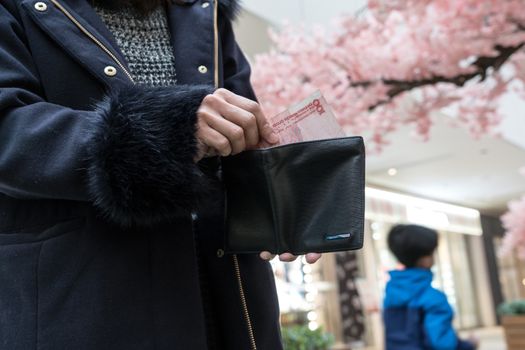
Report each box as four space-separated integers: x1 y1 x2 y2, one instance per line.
0 0 282 349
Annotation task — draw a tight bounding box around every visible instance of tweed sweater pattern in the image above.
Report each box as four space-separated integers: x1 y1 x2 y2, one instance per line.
95 6 177 87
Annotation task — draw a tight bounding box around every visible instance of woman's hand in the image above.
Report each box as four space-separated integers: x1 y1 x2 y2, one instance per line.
260 251 322 264
195 88 278 161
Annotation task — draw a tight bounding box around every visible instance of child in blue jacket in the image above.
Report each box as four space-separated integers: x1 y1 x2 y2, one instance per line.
383 224 478 350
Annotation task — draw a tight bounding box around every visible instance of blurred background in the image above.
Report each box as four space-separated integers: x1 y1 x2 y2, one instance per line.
231 1 525 349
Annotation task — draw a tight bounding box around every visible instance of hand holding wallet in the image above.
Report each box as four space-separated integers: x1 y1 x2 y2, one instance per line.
222 92 365 255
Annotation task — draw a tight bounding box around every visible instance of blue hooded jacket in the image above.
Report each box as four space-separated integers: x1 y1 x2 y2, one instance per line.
383 269 475 350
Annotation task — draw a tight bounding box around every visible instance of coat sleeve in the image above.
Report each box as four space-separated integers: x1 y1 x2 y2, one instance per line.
0 2 213 227
422 290 462 350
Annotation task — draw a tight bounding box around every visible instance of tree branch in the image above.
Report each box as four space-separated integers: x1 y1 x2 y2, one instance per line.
359 42 524 111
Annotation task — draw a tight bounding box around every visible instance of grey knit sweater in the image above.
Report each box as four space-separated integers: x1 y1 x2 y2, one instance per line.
95 6 177 87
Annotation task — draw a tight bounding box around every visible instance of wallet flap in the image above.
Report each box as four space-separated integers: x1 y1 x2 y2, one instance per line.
266 137 365 254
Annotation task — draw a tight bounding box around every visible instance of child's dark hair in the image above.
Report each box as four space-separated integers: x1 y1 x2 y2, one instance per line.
387 224 438 267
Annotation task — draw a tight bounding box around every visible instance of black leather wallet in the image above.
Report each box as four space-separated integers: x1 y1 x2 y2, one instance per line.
222 136 365 255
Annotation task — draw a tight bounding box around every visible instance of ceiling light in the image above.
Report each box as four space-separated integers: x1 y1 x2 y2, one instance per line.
388 168 398 176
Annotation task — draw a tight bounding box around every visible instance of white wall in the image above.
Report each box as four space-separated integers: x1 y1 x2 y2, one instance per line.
233 10 275 59
241 0 366 26
498 91 525 151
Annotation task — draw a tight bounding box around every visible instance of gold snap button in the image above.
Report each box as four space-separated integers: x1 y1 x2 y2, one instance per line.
198 65 208 74
201 2 210 9
34 2 47 11
104 66 117 77
216 249 225 258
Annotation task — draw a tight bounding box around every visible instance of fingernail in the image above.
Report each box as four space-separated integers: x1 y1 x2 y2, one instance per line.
260 252 272 260
279 253 297 262
268 131 279 144
306 253 322 264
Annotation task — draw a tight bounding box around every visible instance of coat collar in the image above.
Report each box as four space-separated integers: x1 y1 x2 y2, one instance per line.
21 0 132 87
217 0 241 20
176 0 241 20
21 0 225 88
63 0 129 64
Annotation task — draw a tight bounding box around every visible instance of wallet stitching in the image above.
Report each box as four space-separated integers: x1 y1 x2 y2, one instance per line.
262 151 281 254
356 151 366 248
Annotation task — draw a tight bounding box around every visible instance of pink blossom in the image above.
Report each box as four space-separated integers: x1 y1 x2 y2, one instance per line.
500 168 525 260
500 195 525 260
251 0 525 149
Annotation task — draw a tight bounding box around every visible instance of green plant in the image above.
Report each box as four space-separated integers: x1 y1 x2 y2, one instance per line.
281 325 335 350
498 299 525 316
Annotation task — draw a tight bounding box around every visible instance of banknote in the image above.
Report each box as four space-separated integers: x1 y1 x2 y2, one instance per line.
261 91 345 148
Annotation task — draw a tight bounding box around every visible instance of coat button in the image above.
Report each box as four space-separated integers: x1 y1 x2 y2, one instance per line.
216 249 225 258
104 66 117 77
34 2 47 11
201 2 210 8
198 65 208 74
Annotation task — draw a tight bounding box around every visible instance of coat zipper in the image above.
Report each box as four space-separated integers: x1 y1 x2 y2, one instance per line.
49 0 135 83
212 1 257 349
233 255 258 350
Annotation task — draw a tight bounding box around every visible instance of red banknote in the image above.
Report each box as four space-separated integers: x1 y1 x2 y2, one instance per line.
261 91 345 148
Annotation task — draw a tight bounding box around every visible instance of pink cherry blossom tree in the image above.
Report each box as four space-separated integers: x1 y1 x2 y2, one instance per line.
251 0 525 149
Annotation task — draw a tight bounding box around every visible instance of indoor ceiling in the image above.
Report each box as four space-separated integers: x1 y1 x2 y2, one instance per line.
365 119 525 215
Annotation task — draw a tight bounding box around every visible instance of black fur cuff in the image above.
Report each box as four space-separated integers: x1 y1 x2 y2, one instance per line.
87 84 214 227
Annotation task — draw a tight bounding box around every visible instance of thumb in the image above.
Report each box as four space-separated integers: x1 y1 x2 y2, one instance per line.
259 120 279 144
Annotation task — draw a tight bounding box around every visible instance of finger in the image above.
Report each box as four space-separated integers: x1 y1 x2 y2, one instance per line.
210 94 259 148
206 115 246 155
260 251 276 261
279 253 298 262
305 253 322 264
199 108 245 155
216 89 278 145
197 123 232 157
